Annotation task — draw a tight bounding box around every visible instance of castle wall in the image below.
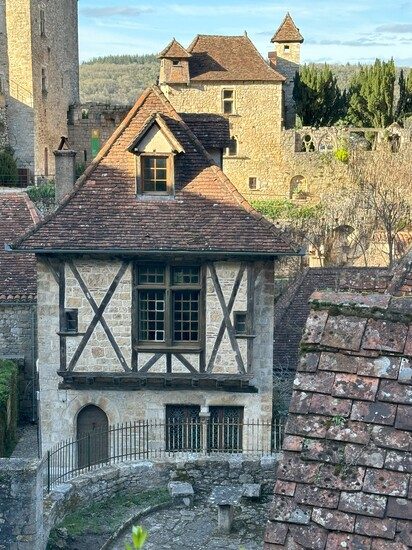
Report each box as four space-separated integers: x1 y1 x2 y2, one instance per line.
37 257 274 452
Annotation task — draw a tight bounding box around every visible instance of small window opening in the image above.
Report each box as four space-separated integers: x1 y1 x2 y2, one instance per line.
284 45 290 52
41 68 47 93
64 309 78 333
225 137 237 157
83 149 87 162
40 9 45 36
248 177 258 190
222 89 234 114
234 311 247 335
172 60 181 66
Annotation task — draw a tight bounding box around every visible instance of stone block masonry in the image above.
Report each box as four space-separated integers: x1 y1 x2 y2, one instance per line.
264 291 412 549
0 458 43 550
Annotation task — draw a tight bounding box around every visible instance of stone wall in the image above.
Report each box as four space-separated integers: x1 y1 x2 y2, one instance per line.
68 103 130 166
44 455 278 548
0 303 36 421
37 258 275 452
161 81 285 200
0 458 43 550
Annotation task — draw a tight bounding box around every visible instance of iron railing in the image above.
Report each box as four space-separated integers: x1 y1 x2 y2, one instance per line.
46 417 286 491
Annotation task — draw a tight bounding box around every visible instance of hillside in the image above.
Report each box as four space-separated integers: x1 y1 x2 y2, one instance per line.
79 54 410 106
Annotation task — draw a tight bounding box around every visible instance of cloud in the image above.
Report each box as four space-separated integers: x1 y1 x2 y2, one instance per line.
168 3 283 16
81 6 153 19
309 38 391 47
375 24 412 33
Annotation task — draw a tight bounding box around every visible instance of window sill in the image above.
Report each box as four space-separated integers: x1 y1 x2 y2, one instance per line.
136 194 175 201
135 345 203 354
223 156 249 160
57 332 87 337
235 334 256 339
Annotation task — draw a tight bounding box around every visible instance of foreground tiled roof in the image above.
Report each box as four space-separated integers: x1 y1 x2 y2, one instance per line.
265 290 412 549
273 267 390 373
180 113 231 150
11 86 296 256
271 13 304 43
0 192 38 302
186 35 285 82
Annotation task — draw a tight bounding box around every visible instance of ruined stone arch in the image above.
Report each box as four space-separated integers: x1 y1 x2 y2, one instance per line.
67 395 120 439
289 175 307 198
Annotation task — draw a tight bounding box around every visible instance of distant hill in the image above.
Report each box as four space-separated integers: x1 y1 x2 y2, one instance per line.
79 55 410 106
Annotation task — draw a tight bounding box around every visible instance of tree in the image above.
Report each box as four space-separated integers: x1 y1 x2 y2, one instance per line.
347 59 396 127
293 64 346 126
396 69 412 122
349 146 412 267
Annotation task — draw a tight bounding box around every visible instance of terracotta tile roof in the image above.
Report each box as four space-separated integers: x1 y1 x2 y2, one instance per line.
273 267 390 374
387 248 412 296
265 291 412 549
10 86 296 256
180 113 231 150
271 13 304 44
186 34 285 82
158 39 191 59
0 192 38 302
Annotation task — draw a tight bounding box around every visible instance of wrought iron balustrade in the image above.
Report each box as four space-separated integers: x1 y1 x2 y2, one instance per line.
46 417 286 491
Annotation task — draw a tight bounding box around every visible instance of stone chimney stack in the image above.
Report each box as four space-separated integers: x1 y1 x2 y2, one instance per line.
54 136 76 203
268 51 277 70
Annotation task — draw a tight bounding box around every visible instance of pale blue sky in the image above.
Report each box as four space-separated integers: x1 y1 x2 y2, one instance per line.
78 1 412 65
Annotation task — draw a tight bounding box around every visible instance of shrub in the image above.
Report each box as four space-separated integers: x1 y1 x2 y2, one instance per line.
0 360 18 456
26 181 55 214
335 147 349 163
0 149 18 186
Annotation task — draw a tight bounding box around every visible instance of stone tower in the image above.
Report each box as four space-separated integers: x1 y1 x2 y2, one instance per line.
1 0 79 181
158 39 191 85
270 13 303 129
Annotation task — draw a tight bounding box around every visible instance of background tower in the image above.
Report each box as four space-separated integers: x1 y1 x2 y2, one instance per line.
2 0 79 181
270 13 303 129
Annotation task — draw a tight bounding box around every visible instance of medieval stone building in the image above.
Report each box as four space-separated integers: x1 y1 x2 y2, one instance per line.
0 0 79 180
10 86 299 453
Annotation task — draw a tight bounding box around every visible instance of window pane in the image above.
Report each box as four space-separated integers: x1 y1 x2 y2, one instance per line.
138 265 165 284
172 266 200 285
234 312 247 335
138 290 165 341
223 90 233 99
142 156 169 193
173 290 200 341
223 100 233 114
156 157 167 169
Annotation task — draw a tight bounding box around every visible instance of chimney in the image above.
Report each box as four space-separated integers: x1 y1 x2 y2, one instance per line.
54 136 76 203
268 51 277 69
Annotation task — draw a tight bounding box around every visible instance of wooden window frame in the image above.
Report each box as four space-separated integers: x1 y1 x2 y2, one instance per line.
64 309 78 334
136 153 175 196
233 311 247 337
222 88 235 115
133 263 205 352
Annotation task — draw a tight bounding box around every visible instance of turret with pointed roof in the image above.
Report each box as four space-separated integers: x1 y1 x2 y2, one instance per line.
271 12 304 44
158 39 192 85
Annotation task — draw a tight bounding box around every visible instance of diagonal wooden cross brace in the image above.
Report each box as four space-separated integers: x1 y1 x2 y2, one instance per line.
67 260 131 372
207 263 246 374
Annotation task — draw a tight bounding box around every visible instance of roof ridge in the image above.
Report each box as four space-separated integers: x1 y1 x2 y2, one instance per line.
22 192 41 225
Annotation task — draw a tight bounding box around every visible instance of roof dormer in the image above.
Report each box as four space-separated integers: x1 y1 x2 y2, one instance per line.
158 39 191 85
127 113 185 196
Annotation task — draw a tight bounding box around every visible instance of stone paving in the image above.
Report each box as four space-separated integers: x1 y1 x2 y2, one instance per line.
11 423 39 458
112 497 268 550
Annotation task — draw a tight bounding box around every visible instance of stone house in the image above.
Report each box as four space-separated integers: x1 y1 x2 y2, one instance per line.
10 85 299 453
0 191 38 421
0 0 79 180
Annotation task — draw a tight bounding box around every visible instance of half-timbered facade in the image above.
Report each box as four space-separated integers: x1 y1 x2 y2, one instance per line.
11 86 298 452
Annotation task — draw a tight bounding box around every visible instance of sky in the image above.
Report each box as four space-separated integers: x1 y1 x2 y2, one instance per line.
78 0 412 66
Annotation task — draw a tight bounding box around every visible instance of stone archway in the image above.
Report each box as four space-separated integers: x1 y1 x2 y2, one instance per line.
77 404 109 468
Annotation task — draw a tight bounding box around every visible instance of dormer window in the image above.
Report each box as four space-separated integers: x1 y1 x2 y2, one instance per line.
128 113 185 198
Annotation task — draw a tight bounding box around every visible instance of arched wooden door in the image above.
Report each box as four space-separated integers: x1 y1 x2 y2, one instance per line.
77 405 109 468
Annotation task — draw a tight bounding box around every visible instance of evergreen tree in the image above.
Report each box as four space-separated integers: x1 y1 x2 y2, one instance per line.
293 64 346 126
347 59 396 127
396 69 412 121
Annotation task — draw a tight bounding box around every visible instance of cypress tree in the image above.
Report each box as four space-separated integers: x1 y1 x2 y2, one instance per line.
347 59 396 127
293 64 346 126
